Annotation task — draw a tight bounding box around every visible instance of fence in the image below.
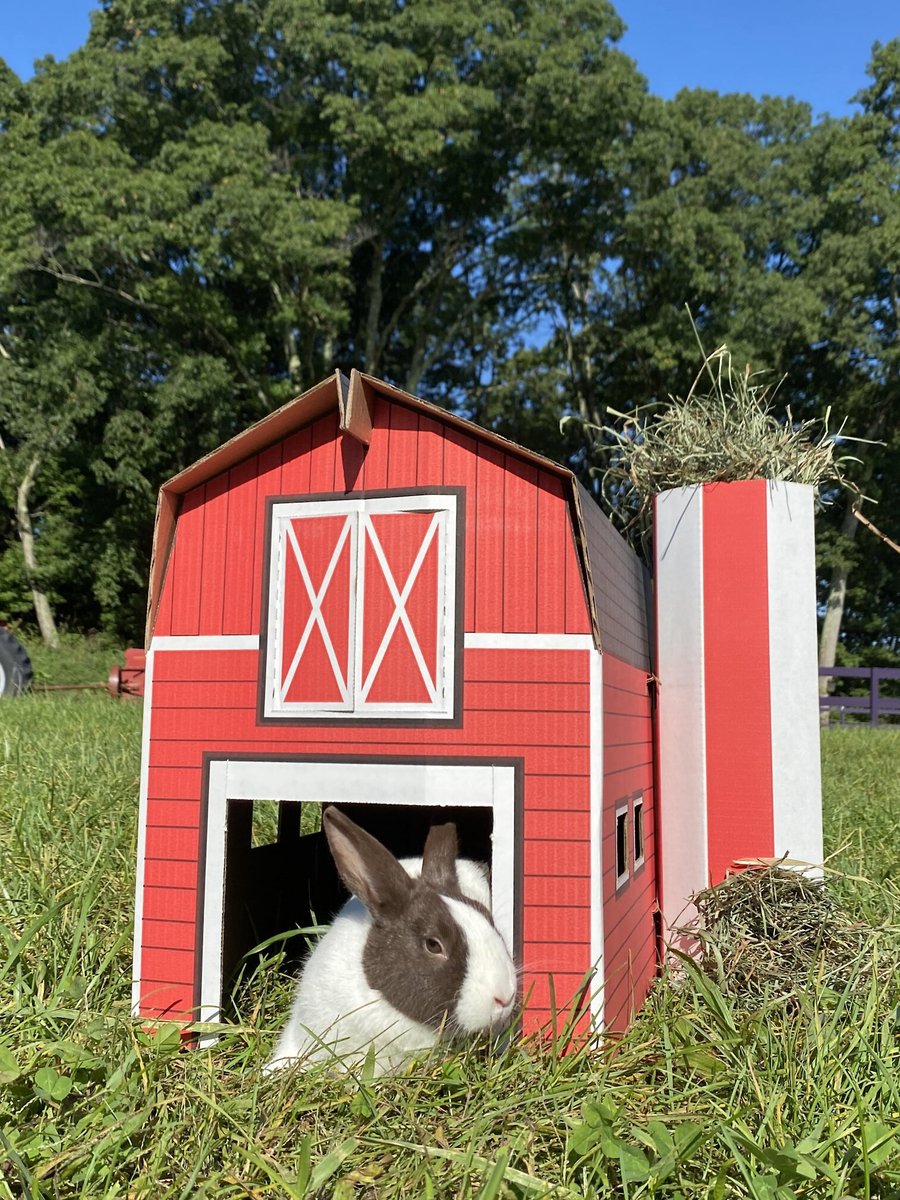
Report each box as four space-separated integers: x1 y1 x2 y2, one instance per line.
818 667 900 726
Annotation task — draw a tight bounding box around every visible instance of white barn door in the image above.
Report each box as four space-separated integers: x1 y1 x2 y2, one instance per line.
199 759 518 1026
263 494 458 719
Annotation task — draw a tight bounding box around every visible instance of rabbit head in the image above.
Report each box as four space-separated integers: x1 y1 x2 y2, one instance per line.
323 806 517 1036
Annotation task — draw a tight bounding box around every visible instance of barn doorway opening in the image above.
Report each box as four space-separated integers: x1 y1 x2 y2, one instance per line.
200 758 519 1026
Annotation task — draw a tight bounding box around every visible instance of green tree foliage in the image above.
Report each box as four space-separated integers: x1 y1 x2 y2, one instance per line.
484 44 899 660
0 2 353 634
802 44 900 665
0 4 896 659
0 0 640 639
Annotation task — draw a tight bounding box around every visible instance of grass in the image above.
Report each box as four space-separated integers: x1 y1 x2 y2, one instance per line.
7 628 127 687
1 687 899 1198
594 337 862 537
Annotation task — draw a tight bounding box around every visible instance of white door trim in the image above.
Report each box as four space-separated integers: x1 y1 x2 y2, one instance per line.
589 648 605 1029
199 759 519 1025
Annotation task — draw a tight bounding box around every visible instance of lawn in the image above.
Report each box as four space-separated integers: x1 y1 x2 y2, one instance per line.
1 679 898 1198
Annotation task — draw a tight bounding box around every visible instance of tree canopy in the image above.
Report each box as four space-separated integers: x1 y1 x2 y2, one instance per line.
0 1 897 661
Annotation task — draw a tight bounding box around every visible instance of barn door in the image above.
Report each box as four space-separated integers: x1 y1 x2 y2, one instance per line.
264 494 458 719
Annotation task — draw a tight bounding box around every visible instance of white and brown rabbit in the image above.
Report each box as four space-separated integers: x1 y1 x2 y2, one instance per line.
265 807 517 1074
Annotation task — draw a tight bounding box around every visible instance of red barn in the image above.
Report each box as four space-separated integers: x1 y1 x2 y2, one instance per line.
132 369 656 1039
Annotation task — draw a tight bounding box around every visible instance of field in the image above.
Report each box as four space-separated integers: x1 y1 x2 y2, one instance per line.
1 666 899 1198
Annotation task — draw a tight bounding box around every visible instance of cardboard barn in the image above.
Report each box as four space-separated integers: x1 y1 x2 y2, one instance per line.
133 370 827 1042
132 370 657 1037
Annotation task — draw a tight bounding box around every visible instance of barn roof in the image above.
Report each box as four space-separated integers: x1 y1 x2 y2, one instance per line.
146 369 650 665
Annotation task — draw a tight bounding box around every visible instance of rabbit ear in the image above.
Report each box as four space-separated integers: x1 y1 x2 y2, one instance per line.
420 822 459 891
322 807 412 922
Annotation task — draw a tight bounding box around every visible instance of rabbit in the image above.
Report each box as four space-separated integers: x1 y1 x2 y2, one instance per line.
264 806 518 1075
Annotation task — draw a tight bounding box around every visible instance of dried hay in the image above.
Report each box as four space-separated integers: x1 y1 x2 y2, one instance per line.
673 864 896 1008
601 338 862 525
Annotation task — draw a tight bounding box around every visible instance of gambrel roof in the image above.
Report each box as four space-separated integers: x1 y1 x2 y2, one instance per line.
146 369 651 669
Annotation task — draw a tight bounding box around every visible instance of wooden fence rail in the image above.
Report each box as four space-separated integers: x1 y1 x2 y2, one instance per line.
818 667 900 726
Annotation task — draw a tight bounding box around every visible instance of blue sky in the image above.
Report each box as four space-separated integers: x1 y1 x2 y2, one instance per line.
2 1 897 118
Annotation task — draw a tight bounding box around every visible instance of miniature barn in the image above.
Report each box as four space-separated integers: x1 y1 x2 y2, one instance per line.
132 368 824 1041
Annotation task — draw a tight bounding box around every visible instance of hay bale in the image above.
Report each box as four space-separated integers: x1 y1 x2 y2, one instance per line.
675 864 890 1005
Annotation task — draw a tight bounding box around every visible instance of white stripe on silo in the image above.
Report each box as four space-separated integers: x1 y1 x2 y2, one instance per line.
766 482 824 868
654 486 709 935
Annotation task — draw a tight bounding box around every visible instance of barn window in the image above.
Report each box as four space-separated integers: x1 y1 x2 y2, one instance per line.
615 805 629 889
262 493 458 719
633 795 645 870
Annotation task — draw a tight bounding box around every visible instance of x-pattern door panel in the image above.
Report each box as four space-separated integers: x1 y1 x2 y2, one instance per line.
280 513 355 708
360 510 442 706
264 493 457 719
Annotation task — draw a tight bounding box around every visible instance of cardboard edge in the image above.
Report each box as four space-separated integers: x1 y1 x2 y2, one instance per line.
145 489 180 646
569 481 603 652
342 368 373 445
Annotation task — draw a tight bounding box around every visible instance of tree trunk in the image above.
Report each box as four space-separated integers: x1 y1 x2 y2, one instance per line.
16 454 60 649
363 241 384 373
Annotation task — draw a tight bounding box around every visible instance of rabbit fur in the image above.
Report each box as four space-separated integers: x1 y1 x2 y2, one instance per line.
265 807 517 1075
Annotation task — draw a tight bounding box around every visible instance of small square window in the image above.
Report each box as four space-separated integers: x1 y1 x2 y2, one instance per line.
615 806 629 889
633 796 645 870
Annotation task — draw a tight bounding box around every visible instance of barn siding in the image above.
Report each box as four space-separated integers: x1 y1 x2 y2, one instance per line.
139 646 593 1031
154 403 589 640
141 390 657 1037
222 457 262 635
601 653 657 1032
535 477 567 634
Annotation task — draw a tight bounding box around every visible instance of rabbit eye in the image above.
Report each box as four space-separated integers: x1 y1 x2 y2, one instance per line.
424 936 445 957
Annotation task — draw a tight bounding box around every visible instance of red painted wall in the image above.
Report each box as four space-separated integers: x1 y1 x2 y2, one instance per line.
702 481 774 882
601 654 657 1032
140 645 594 1034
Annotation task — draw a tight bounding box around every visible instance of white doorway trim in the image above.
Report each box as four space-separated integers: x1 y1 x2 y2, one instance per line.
200 758 519 1024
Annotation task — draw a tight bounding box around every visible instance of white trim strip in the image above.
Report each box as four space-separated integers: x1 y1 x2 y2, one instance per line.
766 481 823 869
151 635 260 651
131 648 156 1014
149 632 594 654
589 648 605 1032
654 486 709 937
464 633 595 651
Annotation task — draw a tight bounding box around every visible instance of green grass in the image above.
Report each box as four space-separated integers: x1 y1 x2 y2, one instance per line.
8 628 127 687
1 687 899 1198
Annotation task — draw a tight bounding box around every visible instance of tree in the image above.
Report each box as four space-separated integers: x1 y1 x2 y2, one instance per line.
486 56 898 663
479 85 827 480
0 2 352 637
810 43 900 668
260 0 646 400
0 0 651 637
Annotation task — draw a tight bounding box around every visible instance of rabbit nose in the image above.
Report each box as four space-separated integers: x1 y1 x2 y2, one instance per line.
494 994 514 1009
